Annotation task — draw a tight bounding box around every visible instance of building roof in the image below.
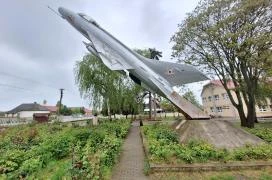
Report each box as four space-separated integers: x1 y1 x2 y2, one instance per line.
201 80 235 96
42 105 58 112
84 108 92 114
7 103 49 114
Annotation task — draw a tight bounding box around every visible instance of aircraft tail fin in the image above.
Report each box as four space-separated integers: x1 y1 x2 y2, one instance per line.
140 57 208 87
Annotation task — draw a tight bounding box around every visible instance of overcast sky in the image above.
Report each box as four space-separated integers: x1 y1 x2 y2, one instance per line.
0 0 208 111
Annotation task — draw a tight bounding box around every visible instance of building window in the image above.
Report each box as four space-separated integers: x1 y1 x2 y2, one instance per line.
259 105 267 112
202 97 207 102
214 95 219 101
216 107 222 112
222 106 230 109
208 96 212 102
222 93 229 99
210 107 214 112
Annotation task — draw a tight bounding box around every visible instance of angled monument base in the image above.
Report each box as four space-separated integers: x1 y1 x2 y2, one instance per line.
168 91 210 120
177 120 264 149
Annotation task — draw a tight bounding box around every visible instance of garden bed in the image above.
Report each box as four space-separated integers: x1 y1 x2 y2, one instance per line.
141 124 272 173
244 124 272 143
0 119 131 179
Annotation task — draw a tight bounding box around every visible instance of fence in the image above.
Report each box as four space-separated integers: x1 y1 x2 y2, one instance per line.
59 115 93 123
0 118 32 126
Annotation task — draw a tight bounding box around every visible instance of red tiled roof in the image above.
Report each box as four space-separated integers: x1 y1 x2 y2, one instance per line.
201 80 235 95
206 80 235 89
84 108 92 114
42 106 58 112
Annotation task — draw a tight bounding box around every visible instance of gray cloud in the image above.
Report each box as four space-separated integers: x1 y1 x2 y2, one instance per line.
0 0 200 111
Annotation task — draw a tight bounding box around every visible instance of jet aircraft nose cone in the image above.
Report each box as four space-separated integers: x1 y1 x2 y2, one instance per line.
58 7 74 19
58 7 66 18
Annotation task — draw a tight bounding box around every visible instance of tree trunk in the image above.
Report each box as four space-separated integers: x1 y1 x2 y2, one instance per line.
107 98 112 120
246 95 256 128
149 92 152 120
236 105 247 127
153 93 157 120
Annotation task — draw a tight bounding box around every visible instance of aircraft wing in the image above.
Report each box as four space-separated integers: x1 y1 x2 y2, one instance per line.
87 32 133 71
141 57 209 86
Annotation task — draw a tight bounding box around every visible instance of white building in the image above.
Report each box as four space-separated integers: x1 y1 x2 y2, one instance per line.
6 103 50 119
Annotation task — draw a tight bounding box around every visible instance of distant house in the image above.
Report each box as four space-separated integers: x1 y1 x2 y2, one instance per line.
83 108 92 116
201 80 272 118
42 105 58 115
6 103 50 120
69 107 92 116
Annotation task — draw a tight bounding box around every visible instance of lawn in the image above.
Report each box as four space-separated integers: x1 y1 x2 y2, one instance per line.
0 119 131 179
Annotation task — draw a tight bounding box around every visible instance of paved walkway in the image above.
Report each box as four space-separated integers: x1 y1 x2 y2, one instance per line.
112 121 148 180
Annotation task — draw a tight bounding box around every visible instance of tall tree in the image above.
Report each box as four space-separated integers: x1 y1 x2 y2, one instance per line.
75 54 143 119
149 48 162 119
135 48 162 119
75 54 121 120
171 0 272 128
183 91 202 109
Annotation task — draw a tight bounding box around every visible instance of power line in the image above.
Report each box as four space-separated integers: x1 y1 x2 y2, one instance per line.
0 83 43 95
0 71 59 90
0 71 81 98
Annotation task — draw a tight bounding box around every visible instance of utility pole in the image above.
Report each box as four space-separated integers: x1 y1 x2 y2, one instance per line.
59 88 64 115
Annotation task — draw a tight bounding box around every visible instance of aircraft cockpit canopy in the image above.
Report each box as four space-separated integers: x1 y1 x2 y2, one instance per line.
78 13 100 27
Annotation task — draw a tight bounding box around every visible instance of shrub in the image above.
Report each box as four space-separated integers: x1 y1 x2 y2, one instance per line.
143 124 272 164
0 149 26 173
232 144 272 161
0 119 131 179
246 128 272 143
19 157 42 175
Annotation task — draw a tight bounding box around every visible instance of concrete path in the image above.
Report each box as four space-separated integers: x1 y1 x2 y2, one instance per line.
112 121 148 180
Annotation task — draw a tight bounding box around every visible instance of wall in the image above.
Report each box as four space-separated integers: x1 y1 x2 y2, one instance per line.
18 111 50 118
201 84 272 118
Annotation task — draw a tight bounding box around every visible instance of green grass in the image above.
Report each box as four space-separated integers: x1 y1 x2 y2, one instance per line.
232 120 272 128
255 121 272 128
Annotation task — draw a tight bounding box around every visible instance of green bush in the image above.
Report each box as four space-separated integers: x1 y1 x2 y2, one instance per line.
0 119 131 179
70 119 130 179
232 144 272 161
246 128 272 143
19 157 42 175
0 149 27 173
143 124 272 164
